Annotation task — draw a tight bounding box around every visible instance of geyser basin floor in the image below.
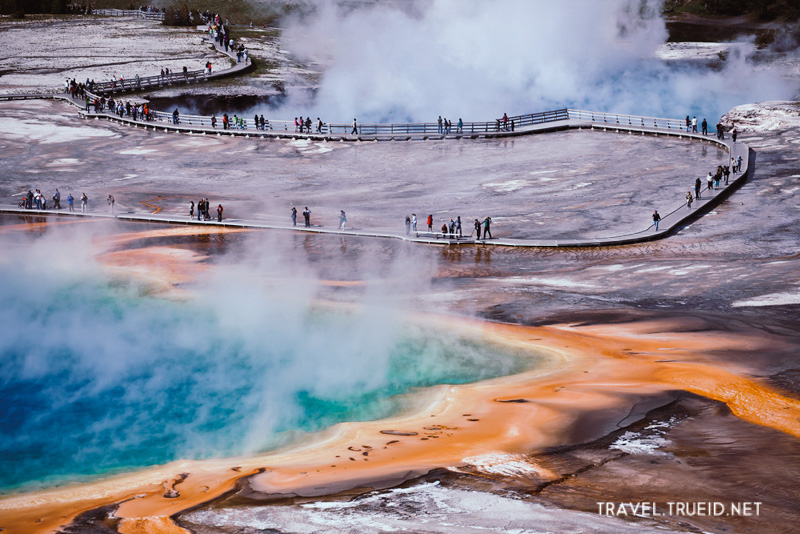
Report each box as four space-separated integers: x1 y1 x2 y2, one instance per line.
1 186 800 533
0 100 728 242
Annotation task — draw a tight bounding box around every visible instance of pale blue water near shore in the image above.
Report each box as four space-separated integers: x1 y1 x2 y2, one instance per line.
0 248 530 494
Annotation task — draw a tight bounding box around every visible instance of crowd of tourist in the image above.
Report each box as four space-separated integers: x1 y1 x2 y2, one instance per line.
399 213 493 240
190 198 223 222
685 115 739 141
19 189 88 213
206 13 249 65
91 95 152 121
678 155 743 217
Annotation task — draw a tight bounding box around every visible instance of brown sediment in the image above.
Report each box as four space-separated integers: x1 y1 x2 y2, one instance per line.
98 246 211 296
0 217 101 234
1 313 799 534
319 280 367 287
139 198 163 214
94 225 253 248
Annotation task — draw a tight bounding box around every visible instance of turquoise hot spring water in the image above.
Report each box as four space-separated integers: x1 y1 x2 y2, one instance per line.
0 252 533 494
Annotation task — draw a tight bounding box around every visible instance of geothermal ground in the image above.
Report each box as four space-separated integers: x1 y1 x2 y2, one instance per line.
0 11 800 534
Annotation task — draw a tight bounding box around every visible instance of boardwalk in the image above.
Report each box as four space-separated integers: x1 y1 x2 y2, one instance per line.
0 20 750 248
0 127 748 249
86 31 253 96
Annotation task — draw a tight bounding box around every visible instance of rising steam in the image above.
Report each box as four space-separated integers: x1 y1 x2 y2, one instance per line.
276 0 797 122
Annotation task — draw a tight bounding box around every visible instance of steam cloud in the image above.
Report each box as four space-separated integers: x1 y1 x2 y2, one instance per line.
277 0 798 123
0 225 522 492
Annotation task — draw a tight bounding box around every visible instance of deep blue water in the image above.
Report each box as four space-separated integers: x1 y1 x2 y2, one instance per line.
0 269 530 494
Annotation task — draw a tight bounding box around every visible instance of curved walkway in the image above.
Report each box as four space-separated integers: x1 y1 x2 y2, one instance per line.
0 23 750 248
0 94 750 247
86 29 254 96
0 123 748 249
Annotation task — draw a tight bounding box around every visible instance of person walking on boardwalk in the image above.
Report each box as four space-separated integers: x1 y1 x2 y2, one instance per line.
107 194 115 215
686 191 693 209
437 116 443 133
351 118 358 135
303 207 311 227
707 171 713 192
411 213 417 232
217 204 223 222
405 215 411 235
67 193 74 212
695 177 702 200
691 116 697 132
732 126 737 143
427 214 433 232
736 155 742 173
190 201 195 219
701 118 708 135
723 165 730 185
80 193 88 212
483 216 492 239
474 219 481 240
339 210 347 230
291 206 297 226
685 115 690 132
653 210 661 231
457 118 463 133
456 216 462 237
53 189 61 209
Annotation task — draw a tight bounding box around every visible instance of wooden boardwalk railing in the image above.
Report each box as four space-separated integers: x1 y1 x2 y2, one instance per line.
82 107 572 136
93 9 165 21
89 70 210 95
567 109 685 130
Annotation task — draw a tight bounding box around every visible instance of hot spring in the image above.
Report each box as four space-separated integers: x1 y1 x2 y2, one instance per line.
0 220 536 494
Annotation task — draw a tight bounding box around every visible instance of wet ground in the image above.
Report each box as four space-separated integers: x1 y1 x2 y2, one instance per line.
1 101 798 532
0 99 728 241
1 12 799 534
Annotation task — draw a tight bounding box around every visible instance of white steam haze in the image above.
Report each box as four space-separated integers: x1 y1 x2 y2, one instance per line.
277 0 798 122
0 224 524 491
